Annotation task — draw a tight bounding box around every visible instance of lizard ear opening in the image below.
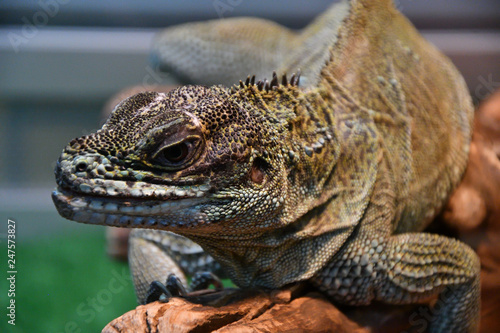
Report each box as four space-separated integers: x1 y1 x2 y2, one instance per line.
250 157 269 185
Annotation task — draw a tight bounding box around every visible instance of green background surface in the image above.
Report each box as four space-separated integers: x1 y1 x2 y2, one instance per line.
0 218 136 333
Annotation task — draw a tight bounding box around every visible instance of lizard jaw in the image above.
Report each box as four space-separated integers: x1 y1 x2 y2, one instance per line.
52 186 208 229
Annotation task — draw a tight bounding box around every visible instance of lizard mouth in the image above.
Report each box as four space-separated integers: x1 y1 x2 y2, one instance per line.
52 180 209 228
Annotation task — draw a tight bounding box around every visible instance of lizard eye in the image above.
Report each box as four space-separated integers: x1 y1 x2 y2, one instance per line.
161 142 189 163
152 137 201 169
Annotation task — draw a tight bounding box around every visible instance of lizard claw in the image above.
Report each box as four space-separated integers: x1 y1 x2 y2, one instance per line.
143 273 188 304
166 273 188 296
144 280 172 304
190 271 224 291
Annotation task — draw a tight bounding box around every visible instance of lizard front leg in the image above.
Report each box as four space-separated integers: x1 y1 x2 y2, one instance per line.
312 232 480 333
128 229 222 304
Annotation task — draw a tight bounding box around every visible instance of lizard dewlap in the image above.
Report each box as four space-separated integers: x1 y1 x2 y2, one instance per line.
53 1 479 332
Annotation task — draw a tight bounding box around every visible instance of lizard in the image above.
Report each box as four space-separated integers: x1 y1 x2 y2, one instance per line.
52 0 480 332
128 0 357 304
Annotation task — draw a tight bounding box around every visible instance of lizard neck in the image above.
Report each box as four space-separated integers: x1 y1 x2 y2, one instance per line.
227 79 343 226
180 83 381 289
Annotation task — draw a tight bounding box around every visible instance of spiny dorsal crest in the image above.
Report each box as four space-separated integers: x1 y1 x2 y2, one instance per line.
229 71 301 122
230 71 301 94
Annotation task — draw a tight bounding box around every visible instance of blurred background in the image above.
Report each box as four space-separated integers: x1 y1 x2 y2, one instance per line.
0 0 499 331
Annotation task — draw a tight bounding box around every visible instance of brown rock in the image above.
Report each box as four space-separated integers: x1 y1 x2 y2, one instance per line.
103 288 369 333
106 227 131 261
441 89 500 333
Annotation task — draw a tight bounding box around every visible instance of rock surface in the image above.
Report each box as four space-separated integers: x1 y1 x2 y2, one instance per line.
103 288 369 333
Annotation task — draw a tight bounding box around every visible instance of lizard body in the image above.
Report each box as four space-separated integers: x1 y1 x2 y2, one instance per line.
53 1 479 331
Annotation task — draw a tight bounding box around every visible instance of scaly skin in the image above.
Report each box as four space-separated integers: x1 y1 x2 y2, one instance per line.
53 1 479 331
151 1 350 87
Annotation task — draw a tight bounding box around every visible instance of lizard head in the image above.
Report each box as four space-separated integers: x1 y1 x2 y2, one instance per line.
53 84 296 236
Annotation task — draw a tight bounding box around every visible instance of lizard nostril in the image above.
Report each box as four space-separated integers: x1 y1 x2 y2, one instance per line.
75 161 88 172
